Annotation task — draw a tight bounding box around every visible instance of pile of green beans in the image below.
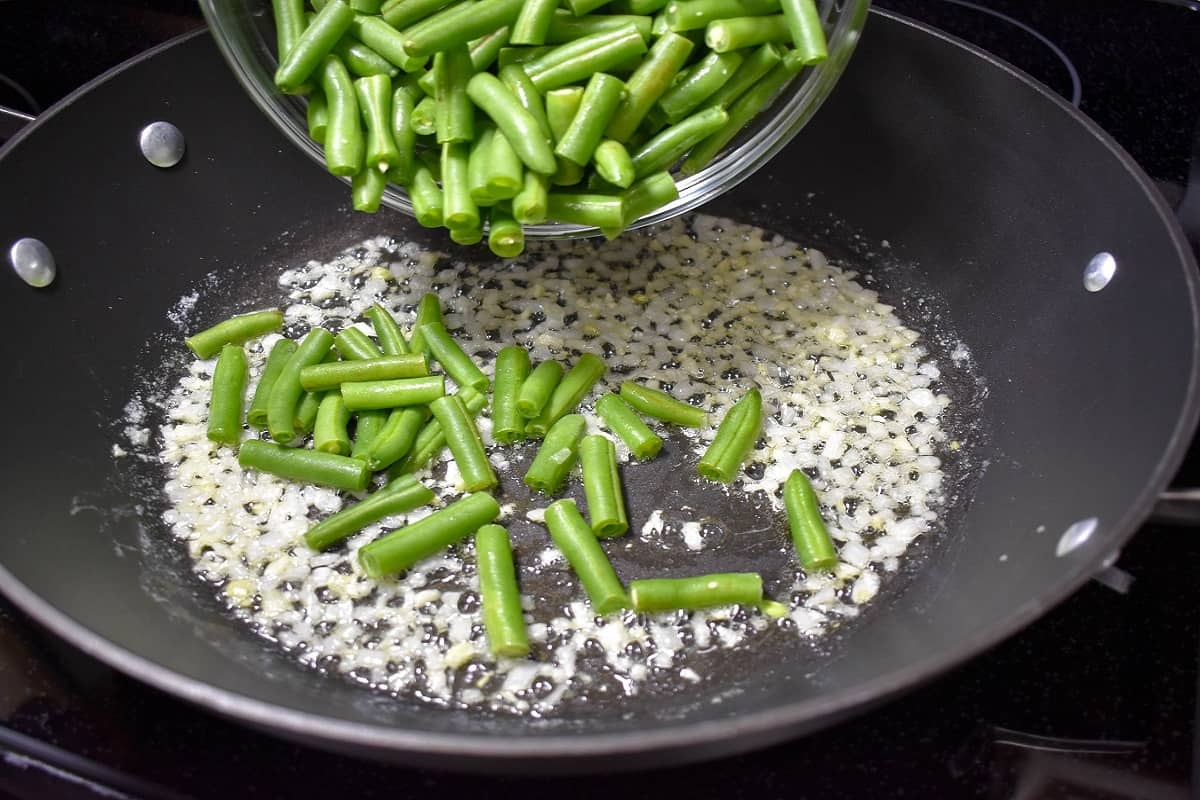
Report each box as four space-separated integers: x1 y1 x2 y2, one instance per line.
266 0 829 256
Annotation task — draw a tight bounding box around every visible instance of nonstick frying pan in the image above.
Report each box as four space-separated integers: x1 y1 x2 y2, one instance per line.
0 9 1197 772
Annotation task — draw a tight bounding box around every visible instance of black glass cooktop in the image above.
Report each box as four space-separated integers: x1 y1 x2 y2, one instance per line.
0 1 1197 797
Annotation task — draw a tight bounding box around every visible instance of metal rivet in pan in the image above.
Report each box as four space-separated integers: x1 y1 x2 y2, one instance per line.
1082 252 1116 292
139 121 185 168
1055 517 1098 556
8 237 56 288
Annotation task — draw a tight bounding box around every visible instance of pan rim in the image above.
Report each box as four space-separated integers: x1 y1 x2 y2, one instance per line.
1 10 1198 764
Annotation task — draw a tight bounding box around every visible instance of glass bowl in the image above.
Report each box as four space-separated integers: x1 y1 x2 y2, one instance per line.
199 0 870 237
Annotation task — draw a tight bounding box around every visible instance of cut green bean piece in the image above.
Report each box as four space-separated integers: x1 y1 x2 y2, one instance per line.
307 88 329 143
268 328 334 442
492 345 530 443
664 0 780 31
352 165 387 212
619 380 706 426
605 31 693 141
467 126 498 205
565 0 616 15
595 393 662 459
545 11 654 43
409 164 445 227
334 327 383 360
619 170 678 225
630 573 762 611
701 42 782 111
697 386 761 482
517 360 563 419
496 45 555 70
784 469 838 571
401 0 524 60
358 492 501 577
366 304 410 355
248 338 298 429
469 26 511 70
306 474 435 551
554 73 625 167
475 524 530 657
185 310 284 360
449 220 485 245
609 0 669 13
239 439 371 492
272 0 308 61
418 320 490 391
524 414 586 494
394 386 486 473
523 26 648 92
658 50 742 121
350 408 389 458
365 406 429 469
579 434 627 537
510 0 558 45
430 395 497 491
485 130 525 199
407 293 444 355
433 44 475 143
350 0 383 12
778 0 827 64
442 140 480 228
340 375 446 410
411 95 438 136
275 0 356 93
348 15 424 70
705 14 790 52
296 389 324 434
467 72 556 175
545 193 624 230
630 105 726 177
300 353 429 391
526 352 605 436
319 55 365 175
206 345 248 446
382 0 459 30
417 67 437 96
593 139 636 188
335 35 397 77
487 204 525 258
543 499 627 613
355 74 400 170
544 87 586 186
388 82 418 184
314 392 353 454
512 170 550 224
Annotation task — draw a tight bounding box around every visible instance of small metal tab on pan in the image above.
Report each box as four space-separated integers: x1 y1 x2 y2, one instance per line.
139 121 185 168
1083 252 1116 292
8 237 55 288
1055 517 1098 556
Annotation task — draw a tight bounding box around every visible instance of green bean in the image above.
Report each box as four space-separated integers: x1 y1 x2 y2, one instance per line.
784 469 838 571
545 11 654 43
579 435 627 537
318 56 365 175
430 395 497 491
300 353 429 391
334 35 398 77
619 380 706 426
441 141 480 228
544 87 586 186
350 0 383 12
759 599 790 618
485 129 525 199
697 386 761 482
630 105 726 176
543 499 627 613
475 524 530 658
544 193 624 230
350 409 389 458
658 50 742 121
248 339 298 429
510 0 558 45
605 31 693 141
512 170 550 223
492 345 530 443
206 345 248 446
238 439 371 492
307 88 329 143
705 15 790 52
418 320 490 391
629 573 762 611
595 394 661 459
354 74 400 172
523 26 648 92
268 328 334 442
526 352 605 436
650 9 669 36
308 474 434 550
340 375 446 410
407 293 444 355
401 0 524 60
386 86 418 183
409 163 445 226
449 220 485 245
314 392 353 454
382 0 458 31
433 45 475 143
348 15 423 70
334 327 383 360
609 0 669 13
466 73 556 175
467 126 497 204
701 41 781 112
359 491 500 577
352 165 387 212
411 95 438 136
664 0 779 31
593 139 636 187
272 0 308 61
417 67 438 96
619 170 678 224
682 56 800 172
516 360 564 418
296 390 324 434
469 26 511 70
554 73 625 167
275 0 356 93
366 304 411 355
565 0 616 15
524 414 586 494
394 387 486 473
185 309 284 360
496 46 553 70
364 406 429 469
779 0 827 64
487 204 525 258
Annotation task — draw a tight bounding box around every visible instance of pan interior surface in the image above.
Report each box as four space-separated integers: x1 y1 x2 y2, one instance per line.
0 12 1195 767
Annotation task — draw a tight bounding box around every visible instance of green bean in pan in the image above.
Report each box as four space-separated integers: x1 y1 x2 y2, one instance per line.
358 492 501 578
185 309 283 360
206 345 248 446
239 439 371 492
433 45 475 144
545 11 654 43
526 352 606 437
485 130 525 199
395 386 486 473
512 170 550 224
409 164 446 227
300 353 429 391
664 0 780 31
630 105 727 177
469 26 511 70
418 320 490 391
268 327 334 443
595 393 662 459
296 389 324 434
619 380 706 427
487 205 526 258
619 170 678 225
524 414 587 494
778 0 827 64
365 304 410 355
467 73 556 175
705 15 791 52
407 293 444 355
697 386 762 482
351 166 387 212
350 408 389 458
401 0 525 60
365 406 429 470
629 573 762 611
430 395 497 491
475 524 530 658
275 0 355 93
544 193 625 231
319 55 365 176
347 15 424 71
783 469 839 571
657 50 742 121
334 35 398 78
248 338 298 429
411 95 438 137
517 360 563 419
272 0 308 61
333 327 382 361
522 26 648 93
605 31 694 141
307 88 329 143
492 345 530 444
510 0 558 45
701 41 781 111
579 434 628 537
354 74 400 170
306 474 435 551
340 375 446 410
554 73 625 167
381 0 458 31
593 139 636 188
543 499 627 613
314 392 353 454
